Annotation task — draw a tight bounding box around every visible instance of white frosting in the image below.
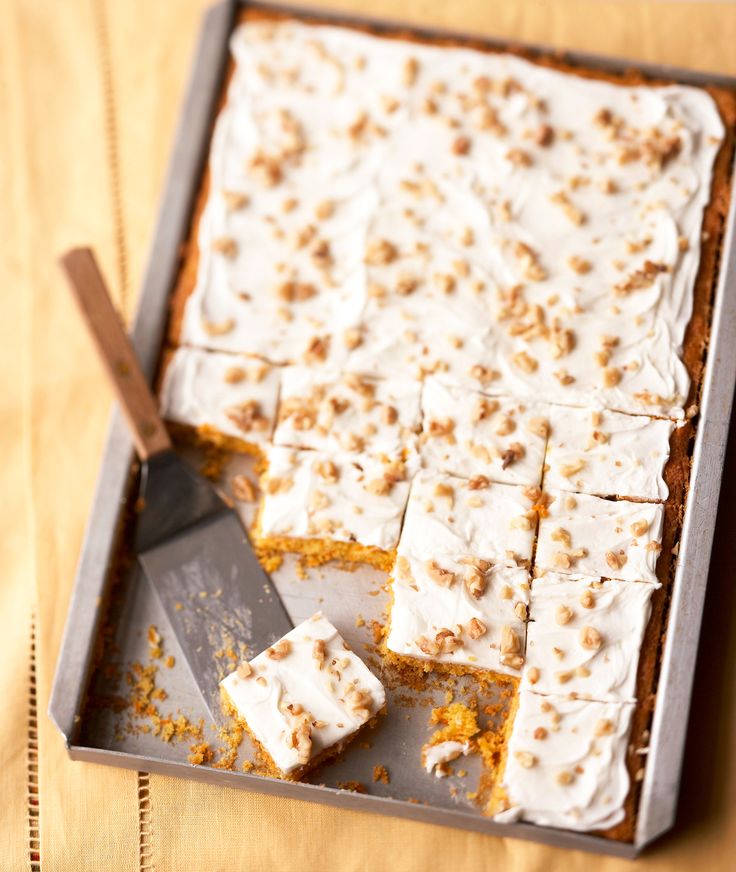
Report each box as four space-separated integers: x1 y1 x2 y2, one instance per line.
259 445 413 550
273 367 421 457
545 406 675 500
501 691 634 832
159 346 280 445
536 490 663 583
397 469 536 567
178 20 722 419
387 556 529 676
221 612 385 774
423 740 471 777
522 572 657 701
419 378 548 486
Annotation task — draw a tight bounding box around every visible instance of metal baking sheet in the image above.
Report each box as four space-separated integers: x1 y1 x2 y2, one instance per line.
49 0 736 856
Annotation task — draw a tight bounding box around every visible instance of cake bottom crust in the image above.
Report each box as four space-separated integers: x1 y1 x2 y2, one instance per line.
254 532 396 572
221 688 386 781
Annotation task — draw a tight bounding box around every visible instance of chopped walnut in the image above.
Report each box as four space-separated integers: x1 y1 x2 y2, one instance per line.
605 550 627 571
579 626 603 651
550 190 585 225
236 661 253 680
303 335 330 364
512 351 538 373
534 123 554 147
343 327 362 350
595 718 615 737
464 565 487 599
267 639 291 660
313 638 327 667
567 255 592 275
514 750 537 768
224 366 245 384
630 519 650 537
468 617 487 639
365 238 398 265
452 135 471 156
212 236 238 258
225 400 269 433
276 280 317 302
425 560 456 588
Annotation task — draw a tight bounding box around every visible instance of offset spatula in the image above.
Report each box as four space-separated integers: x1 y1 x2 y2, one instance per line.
60 248 293 723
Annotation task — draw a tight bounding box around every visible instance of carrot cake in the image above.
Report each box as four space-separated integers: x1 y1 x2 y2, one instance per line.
159 345 280 454
544 406 675 501
256 445 413 569
220 612 386 779
419 378 549 486
273 368 422 457
157 11 734 838
520 572 657 702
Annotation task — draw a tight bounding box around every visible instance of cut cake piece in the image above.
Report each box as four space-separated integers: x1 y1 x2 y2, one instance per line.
536 490 663 583
495 690 634 832
419 378 548 487
386 554 530 678
255 445 414 569
158 346 280 454
521 572 657 702
221 612 386 779
273 367 421 457
544 405 675 501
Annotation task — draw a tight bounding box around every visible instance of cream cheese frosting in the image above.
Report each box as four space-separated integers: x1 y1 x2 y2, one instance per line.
387 555 530 675
397 469 537 567
498 691 634 831
419 378 548 486
536 490 664 583
544 405 675 500
422 740 471 777
273 367 421 458
179 20 723 419
258 445 413 550
220 612 385 775
521 572 657 701
159 346 280 446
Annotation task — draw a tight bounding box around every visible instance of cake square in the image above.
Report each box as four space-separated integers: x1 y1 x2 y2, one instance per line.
419 378 548 486
536 490 663 583
544 405 675 500
220 612 386 778
386 554 530 677
158 346 280 453
497 690 634 831
256 445 414 566
521 572 657 701
273 367 422 458
397 469 537 568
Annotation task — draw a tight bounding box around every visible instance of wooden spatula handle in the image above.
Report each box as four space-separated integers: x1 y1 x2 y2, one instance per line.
59 247 172 460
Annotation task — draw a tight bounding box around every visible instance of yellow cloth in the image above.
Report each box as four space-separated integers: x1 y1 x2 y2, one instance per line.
2 0 735 868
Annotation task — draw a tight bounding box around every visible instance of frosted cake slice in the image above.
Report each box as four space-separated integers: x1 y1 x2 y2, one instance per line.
419 378 548 486
221 612 386 779
496 690 634 831
397 469 537 568
273 367 421 457
159 346 280 454
256 445 414 569
521 572 657 701
544 405 675 500
536 490 663 583
386 554 530 678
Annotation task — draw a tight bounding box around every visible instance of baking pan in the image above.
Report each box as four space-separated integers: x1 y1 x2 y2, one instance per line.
49 0 736 856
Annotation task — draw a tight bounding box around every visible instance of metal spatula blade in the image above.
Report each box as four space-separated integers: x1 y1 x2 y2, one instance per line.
60 247 293 725
137 452 293 721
